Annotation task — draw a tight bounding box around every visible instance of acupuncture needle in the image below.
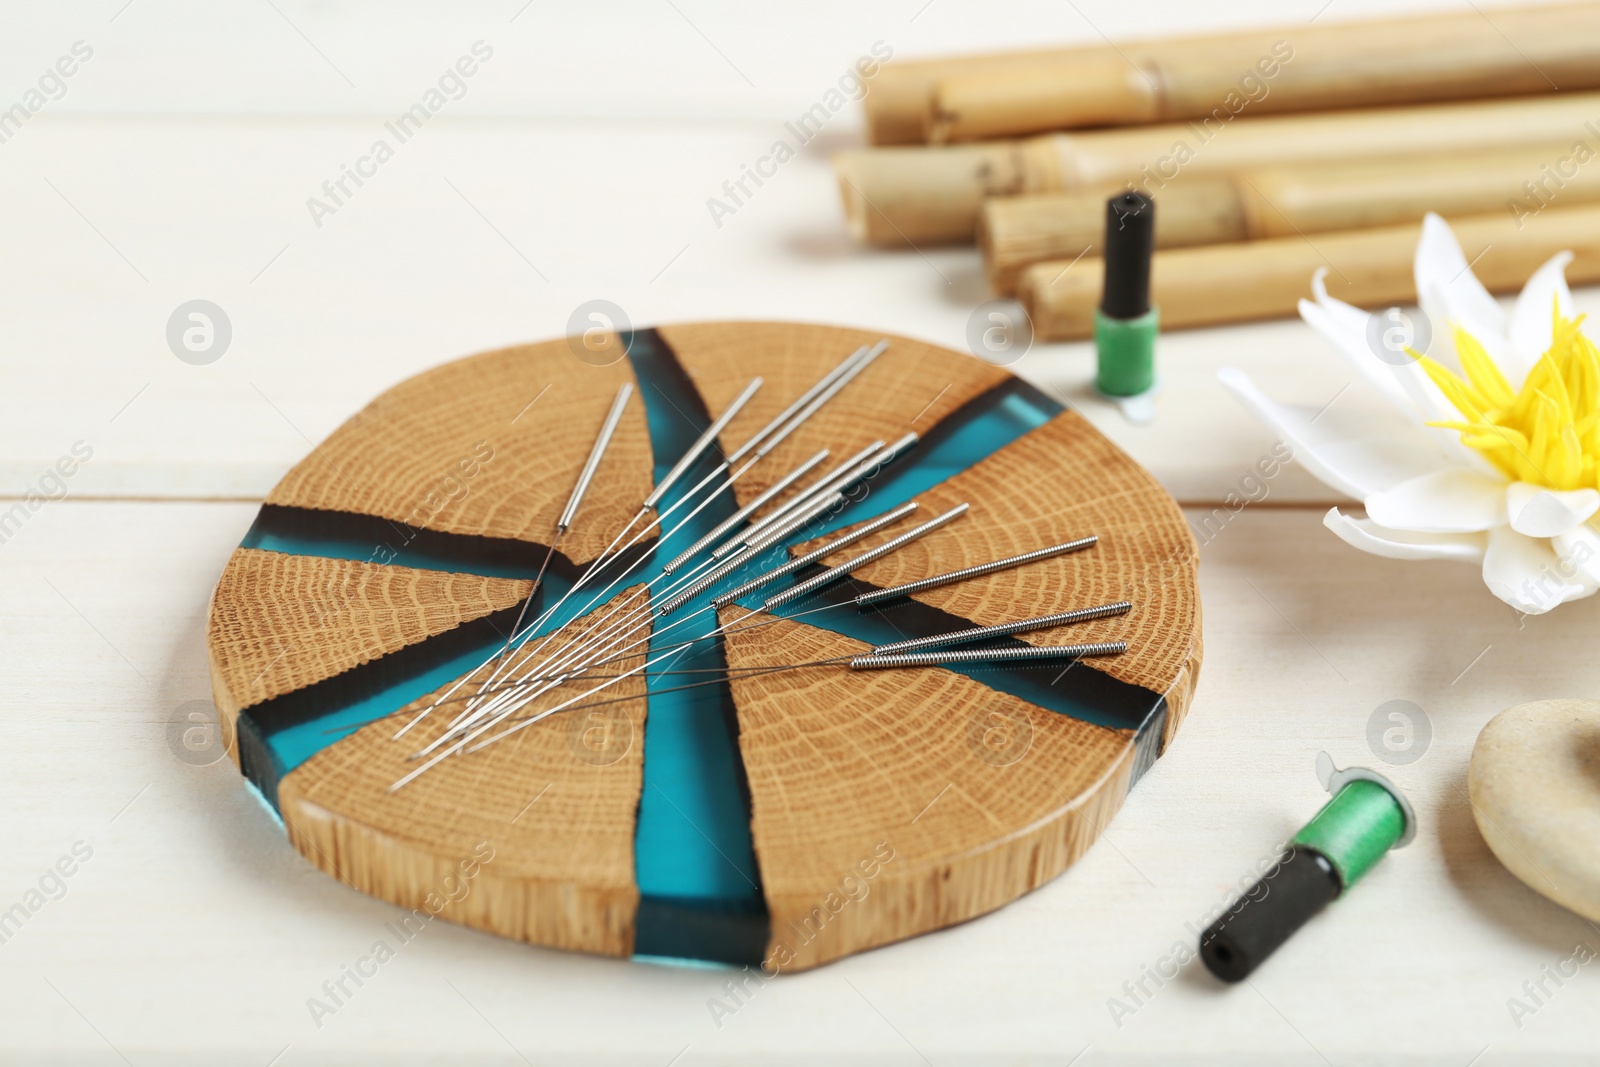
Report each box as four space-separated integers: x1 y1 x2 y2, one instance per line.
487 382 631 670
458 343 892 712
404 345 887 745
395 374 763 737
404 497 937 769
443 501 947 750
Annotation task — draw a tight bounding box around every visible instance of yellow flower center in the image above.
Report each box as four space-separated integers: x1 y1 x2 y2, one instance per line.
1417 301 1600 492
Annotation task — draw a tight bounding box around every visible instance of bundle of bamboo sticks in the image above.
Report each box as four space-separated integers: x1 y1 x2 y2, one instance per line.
836 2 1600 339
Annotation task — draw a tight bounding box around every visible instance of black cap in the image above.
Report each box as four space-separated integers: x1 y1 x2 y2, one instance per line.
1101 192 1154 320
1199 846 1342 983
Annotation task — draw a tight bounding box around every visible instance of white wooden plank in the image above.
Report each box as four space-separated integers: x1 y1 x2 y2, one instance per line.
2 0 1484 121
0 499 1592 1063
0 116 1520 506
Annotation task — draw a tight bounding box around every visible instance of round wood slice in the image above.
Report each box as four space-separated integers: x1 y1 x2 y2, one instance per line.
205 322 1202 972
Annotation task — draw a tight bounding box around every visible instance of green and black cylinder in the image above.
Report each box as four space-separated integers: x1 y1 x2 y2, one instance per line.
1094 191 1158 397
1200 766 1411 982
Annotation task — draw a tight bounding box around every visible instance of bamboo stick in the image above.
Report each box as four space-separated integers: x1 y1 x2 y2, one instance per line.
860 26 1342 145
860 3 1600 145
929 3 1600 142
983 176 1237 295
981 143 1600 294
1017 202 1600 341
838 92 1600 246
863 45 1097 146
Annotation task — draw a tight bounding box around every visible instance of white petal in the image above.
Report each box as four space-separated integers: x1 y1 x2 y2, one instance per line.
1294 278 1510 479
1413 213 1506 344
1218 368 1443 499
1505 481 1599 538
1553 523 1600 585
1483 525 1592 614
1509 251 1574 372
1412 214 1524 390
1324 507 1485 562
1365 468 1508 533
1297 273 1414 414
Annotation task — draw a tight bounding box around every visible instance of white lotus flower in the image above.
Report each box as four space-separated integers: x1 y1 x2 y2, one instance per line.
1220 212 1600 615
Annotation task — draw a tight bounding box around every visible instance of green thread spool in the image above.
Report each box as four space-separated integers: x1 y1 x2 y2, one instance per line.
1293 778 1407 889
1199 753 1415 982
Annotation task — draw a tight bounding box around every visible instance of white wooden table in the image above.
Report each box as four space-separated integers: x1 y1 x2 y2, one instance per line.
4 1 1596 1063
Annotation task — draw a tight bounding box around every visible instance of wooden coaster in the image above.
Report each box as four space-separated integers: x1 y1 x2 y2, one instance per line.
205 322 1202 972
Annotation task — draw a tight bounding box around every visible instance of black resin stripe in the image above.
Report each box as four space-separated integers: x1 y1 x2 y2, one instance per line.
238 601 529 808
241 503 656 581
